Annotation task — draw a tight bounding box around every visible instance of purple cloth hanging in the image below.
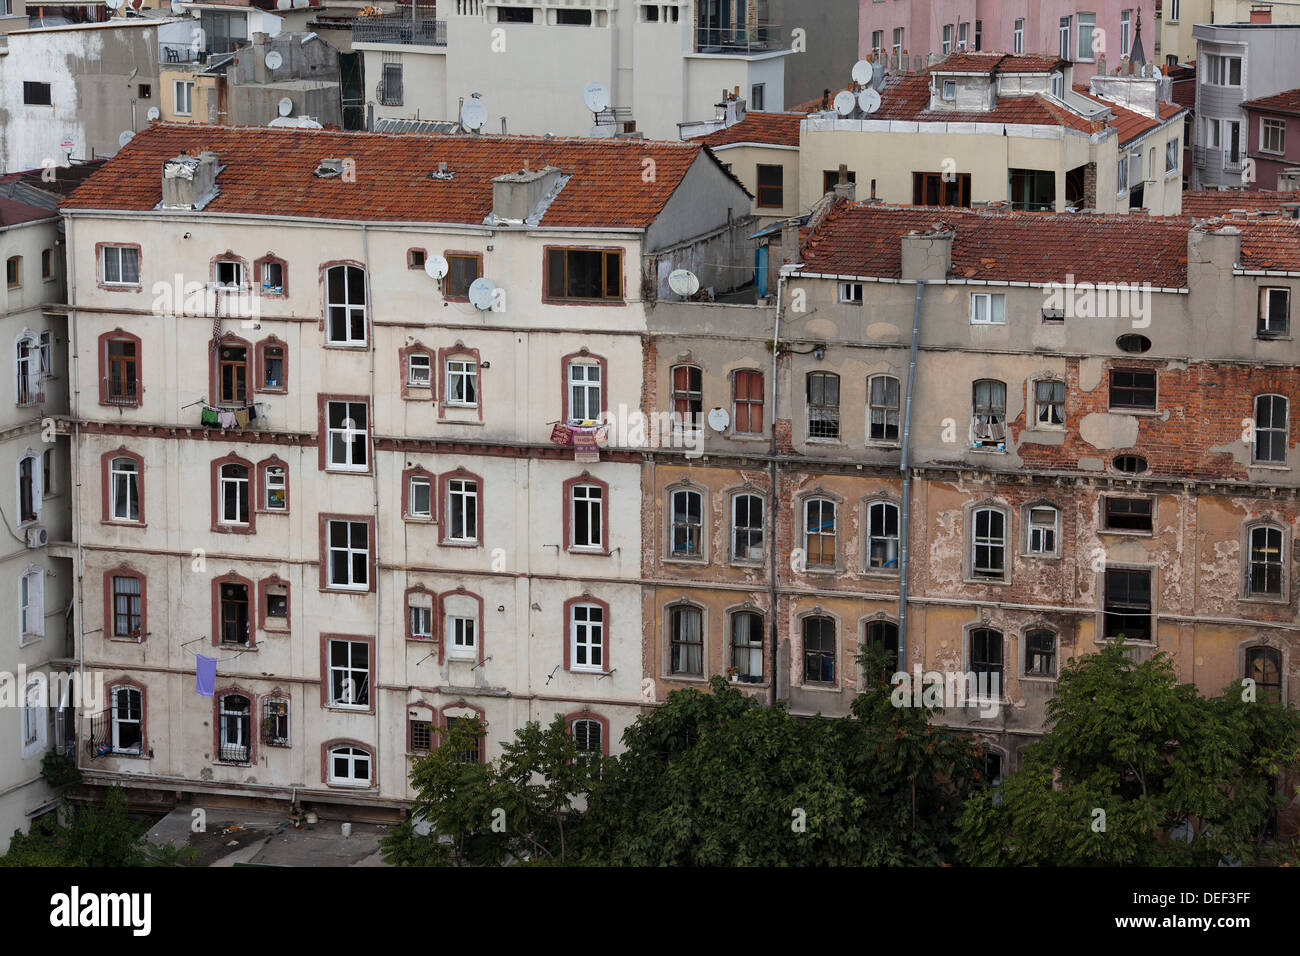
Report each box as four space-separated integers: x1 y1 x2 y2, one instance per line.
196 654 217 697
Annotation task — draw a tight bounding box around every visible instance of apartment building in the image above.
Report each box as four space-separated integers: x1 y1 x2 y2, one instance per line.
353 0 790 140
1158 1 1300 68
0 171 72 853
1240 89 1300 191
858 1 1154 83
694 53 1186 217
58 124 754 814
641 198 1300 801
1191 21 1300 188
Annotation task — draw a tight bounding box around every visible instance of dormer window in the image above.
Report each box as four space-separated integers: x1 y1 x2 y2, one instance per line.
942 80 956 101
1050 72 1064 99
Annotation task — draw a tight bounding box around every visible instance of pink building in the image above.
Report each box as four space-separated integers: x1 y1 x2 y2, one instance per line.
859 1 1156 84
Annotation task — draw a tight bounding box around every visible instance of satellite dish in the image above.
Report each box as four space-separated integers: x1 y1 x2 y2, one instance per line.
276 0 289 7
277 96 293 117
266 50 283 70
118 130 135 149
583 82 610 114
425 255 449 280
833 90 856 116
668 269 700 297
707 407 730 432
147 106 161 121
467 277 497 310
169 0 183 13
106 0 124 10
460 98 488 131
851 59 873 86
292 0 308 7
858 88 881 114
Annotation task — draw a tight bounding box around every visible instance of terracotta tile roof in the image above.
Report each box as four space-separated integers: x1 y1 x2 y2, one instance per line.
1237 219 1300 271
1241 88 1300 116
934 52 1065 74
797 202 1192 286
1181 189 1300 219
1073 87 1186 144
699 111 803 148
61 124 736 228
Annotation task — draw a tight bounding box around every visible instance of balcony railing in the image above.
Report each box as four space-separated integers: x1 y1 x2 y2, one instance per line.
1223 149 1245 173
353 16 447 46
695 24 783 54
103 379 138 406
218 739 251 764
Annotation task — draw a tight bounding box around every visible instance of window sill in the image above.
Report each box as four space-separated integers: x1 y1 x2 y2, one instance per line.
324 705 373 714
728 433 767 442
1240 593 1289 606
322 342 369 350
801 566 840 576
404 514 435 523
323 585 370 594
324 781 374 790
570 668 613 677
805 437 843 445
567 547 611 556
324 466 372 476
1094 637 1156 646
1020 674 1058 684
1256 334 1292 342
663 674 708 683
859 569 900 579
447 654 478 664
1020 551 1062 561
403 390 433 400
263 624 290 634
1108 407 1160 416
256 507 289 516
728 558 765 569
664 554 707 564
1249 462 1290 471
865 440 902 449
437 417 484 426
101 519 147 529
257 386 287 396
19 635 44 648
542 297 626 307
964 575 1009 586
440 539 480 549
968 446 1007 455
798 682 842 693
1097 528 1154 537
217 643 258 652
213 525 255 535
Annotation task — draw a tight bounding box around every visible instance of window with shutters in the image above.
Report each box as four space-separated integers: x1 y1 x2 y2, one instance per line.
17 453 39 524
732 369 764 434
571 717 604 758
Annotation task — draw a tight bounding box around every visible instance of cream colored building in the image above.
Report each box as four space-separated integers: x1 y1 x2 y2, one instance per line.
59 124 754 815
0 175 72 853
1158 0 1300 67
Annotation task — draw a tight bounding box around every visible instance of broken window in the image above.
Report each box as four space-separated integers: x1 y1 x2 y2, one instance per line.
671 365 703 430
863 619 900 677
969 627 1003 683
260 259 284 293
731 493 763 561
971 379 1006 446
669 605 704 675
802 616 836 684
971 507 1006 578
1102 496 1153 533
1104 568 1151 642
731 611 763 678
670 488 702 557
1245 646 1283 703
1035 380 1065 426
868 375 900 442
546 248 622 300
823 170 857 195
264 581 288 625
807 371 840 439
1109 368 1156 409
1259 287 1290 337
1027 506 1058 555
866 500 899 571
803 497 837 568
1254 394 1288 463
1025 628 1056 676
1248 525 1284 597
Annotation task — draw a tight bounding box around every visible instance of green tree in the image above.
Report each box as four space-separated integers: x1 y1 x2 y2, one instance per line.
955 641 1300 866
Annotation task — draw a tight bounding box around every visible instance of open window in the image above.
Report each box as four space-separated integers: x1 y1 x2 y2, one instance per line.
1259 288 1290 338
216 692 253 764
545 247 623 301
731 610 763 680
1103 568 1152 642
971 380 1006 447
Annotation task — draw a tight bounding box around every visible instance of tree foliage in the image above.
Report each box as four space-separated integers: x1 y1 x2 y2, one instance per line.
955 641 1300 866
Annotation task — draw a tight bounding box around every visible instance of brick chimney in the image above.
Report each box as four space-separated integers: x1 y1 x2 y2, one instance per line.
833 163 855 201
161 151 219 210
1250 4 1272 24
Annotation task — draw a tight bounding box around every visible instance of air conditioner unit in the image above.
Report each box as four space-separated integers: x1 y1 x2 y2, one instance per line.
25 526 48 549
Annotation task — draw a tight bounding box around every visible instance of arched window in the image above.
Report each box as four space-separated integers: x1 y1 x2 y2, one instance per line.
731 610 763 679
1248 524 1285 596
731 493 764 562
215 576 252 647
1254 395 1289 464
969 628 1003 684
17 451 40 523
571 717 603 758
218 462 250 525
1024 628 1056 676
1246 646 1283 703
325 264 367 345
567 598 607 673
15 331 41 406
106 453 142 523
669 487 703 557
862 619 899 676
803 616 836 683
865 500 899 571
19 567 44 640
868 374 900 442
109 684 143 755
327 744 372 785
262 696 290 747
669 604 703 676
567 358 603 423
217 693 253 764
568 479 605 551
971 506 1007 578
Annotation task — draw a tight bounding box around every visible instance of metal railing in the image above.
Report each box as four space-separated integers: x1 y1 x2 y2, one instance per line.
218 740 251 764
695 23 783 54
353 16 447 46
103 378 138 405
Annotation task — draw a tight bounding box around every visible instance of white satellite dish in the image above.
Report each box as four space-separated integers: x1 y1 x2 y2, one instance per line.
276 0 289 8
467 277 497 310
169 0 183 13
147 106 161 121
277 96 293 117
460 98 488 131
833 90 857 116
425 255 449 280
851 59 873 86
292 0 308 7
583 82 610 114
266 50 283 70
707 407 730 432
858 88 881 114
118 130 135 148
668 269 700 297
105 0 124 10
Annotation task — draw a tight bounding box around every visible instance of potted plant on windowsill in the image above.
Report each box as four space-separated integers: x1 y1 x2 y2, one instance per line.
726 666 739 683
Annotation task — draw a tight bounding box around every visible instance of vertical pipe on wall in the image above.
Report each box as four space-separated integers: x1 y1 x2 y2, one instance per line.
897 279 925 669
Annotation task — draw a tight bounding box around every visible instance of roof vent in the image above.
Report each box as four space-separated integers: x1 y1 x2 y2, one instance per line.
314 157 345 178
429 161 455 181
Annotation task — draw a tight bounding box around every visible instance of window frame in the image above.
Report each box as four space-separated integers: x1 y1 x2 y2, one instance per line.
667 484 705 560
19 566 44 642
320 396 370 473
755 164 784 209
1022 626 1058 679
322 263 368 347
1101 495 1154 534
667 602 706 679
971 379 1007 448
801 614 837 686
211 334 252 408
402 465 436 522
1108 367 1157 411
802 495 838 570
213 456 253 531
98 329 142 407
108 680 146 756
254 253 287 298
214 690 255 765
443 251 484 301
211 572 255 649
863 497 901 574
98 244 141 290
1032 378 1066 429
565 474 609 554
1024 504 1060 558
321 635 375 712
729 608 764 681
731 368 764 436
562 351 607 425
255 336 288 394
441 470 481 546
102 449 144 525
1243 521 1289 602
806 371 841 441
968 504 1009 582
323 740 374 787
967 625 1004 695
867 374 901 444
104 567 146 641
1261 116 1286 156
543 246 624 303
319 514 374 592
565 595 610 674
730 491 764 565
257 456 289 514
1258 287 1290 338
1101 566 1154 643
1253 394 1289 464
969 292 1006 325
258 575 291 633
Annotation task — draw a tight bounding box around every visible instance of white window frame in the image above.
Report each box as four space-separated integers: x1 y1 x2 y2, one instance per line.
570 482 603 550
731 492 764 562
568 361 602 423
22 678 46 758
20 567 44 640
17 451 41 524
406 352 431 387
325 400 368 471
1058 16 1071 61
1254 394 1289 464
1168 0 1180 22
324 265 367 346
1027 506 1059 556
1259 287 1290 337
1204 53 1242 87
1050 71 1064 99
1013 19 1024 54
892 27 903 60
326 519 369 591
264 464 286 511
110 456 139 522
969 292 1006 325
838 281 863 304
1261 117 1286 156
958 21 968 49
218 462 249 525
942 23 951 54
447 478 478 542
408 474 432 519
1078 12 1096 61
941 79 957 101
15 332 40 405
327 745 371 786
409 602 433 640
110 685 142 755
101 245 140 286
1120 9 1131 58
971 506 1007 578
448 615 477 659
1117 153 1130 193
569 602 605 672
1166 138 1179 173
865 499 900 572
214 260 243 289
328 638 370 708
174 79 194 116
445 358 478 407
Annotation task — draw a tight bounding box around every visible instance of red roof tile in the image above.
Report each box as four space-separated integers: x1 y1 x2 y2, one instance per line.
699 112 803 148
798 202 1192 286
934 52 1065 74
1181 189 1300 219
1237 219 1300 271
61 124 734 228
1073 86 1186 144
1241 89 1300 116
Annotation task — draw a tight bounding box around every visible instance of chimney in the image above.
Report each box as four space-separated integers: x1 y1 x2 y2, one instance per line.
1188 223 1241 278
833 163 855 201
1250 4 1272 24
161 152 219 210
491 165 562 221
780 219 801 263
901 225 954 280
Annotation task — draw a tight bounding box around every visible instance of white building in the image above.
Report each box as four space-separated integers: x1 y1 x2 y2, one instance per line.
354 0 790 140
59 123 753 814
0 171 72 853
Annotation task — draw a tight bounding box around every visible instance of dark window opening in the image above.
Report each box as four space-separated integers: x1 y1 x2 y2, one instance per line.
1249 525 1284 596
496 6 534 22
23 82 52 106
1116 334 1151 353
1009 168 1055 211
445 254 481 298
1025 629 1056 676
1246 646 1283 703
546 248 622 300
756 164 784 208
1104 568 1151 642
1109 368 1156 409
219 582 250 646
803 616 836 683
1113 454 1148 474
912 171 971 207
822 169 857 194
970 627 1003 682
807 371 840 439
1103 496 1153 532
556 8 591 24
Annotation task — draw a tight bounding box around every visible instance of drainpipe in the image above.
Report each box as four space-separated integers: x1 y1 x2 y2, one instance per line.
767 265 795 707
897 279 925 668
67 214 87 763
361 224 381 790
